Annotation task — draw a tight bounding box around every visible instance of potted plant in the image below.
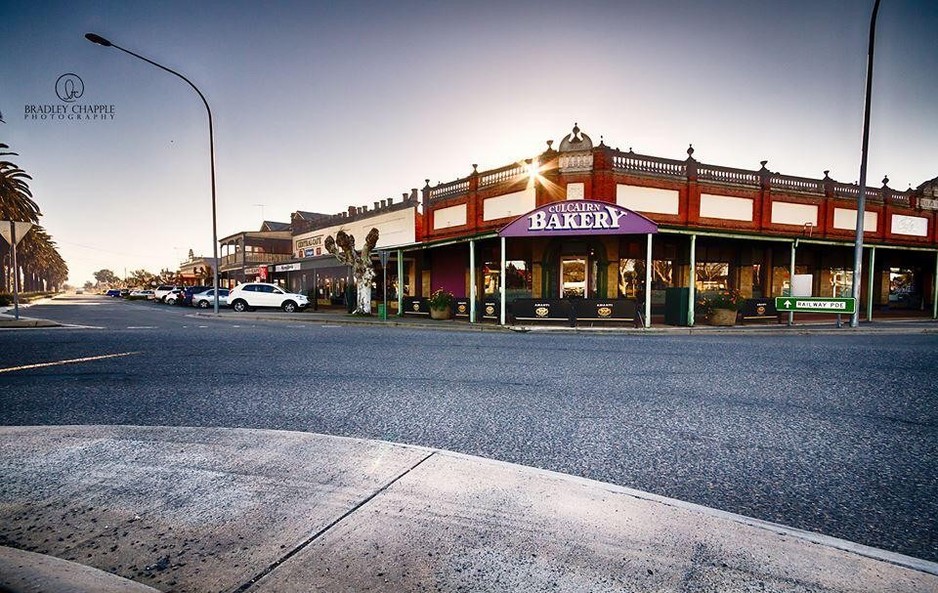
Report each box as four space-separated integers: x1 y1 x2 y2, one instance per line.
428 288 455 320
698 289 741 326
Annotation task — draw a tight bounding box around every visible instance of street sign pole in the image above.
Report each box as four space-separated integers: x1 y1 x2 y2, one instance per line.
11 222 19 320
1 221 34 321
378 250 390 320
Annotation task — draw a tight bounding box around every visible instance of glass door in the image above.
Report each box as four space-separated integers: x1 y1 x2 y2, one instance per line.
560 256 587 298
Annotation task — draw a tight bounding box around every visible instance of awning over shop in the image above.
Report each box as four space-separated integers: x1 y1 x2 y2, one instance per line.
498 200 658 237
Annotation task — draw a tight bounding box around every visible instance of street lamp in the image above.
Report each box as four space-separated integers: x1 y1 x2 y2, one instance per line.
85 33 221 315
851 0 881 327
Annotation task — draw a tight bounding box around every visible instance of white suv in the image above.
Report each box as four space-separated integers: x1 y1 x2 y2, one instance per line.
154 284 181 303
228 282 309 313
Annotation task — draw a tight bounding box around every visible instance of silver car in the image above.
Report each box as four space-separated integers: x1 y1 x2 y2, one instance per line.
191 288 229 309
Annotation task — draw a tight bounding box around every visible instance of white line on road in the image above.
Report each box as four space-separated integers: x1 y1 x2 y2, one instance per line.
126 326 157 329
0 352 141 374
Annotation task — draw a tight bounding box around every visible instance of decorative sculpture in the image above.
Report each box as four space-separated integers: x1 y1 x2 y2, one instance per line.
324 228 379 314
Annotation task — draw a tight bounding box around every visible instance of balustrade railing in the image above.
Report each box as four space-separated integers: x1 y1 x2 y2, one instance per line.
479 163 526 188
770 174 823 194
429 178 470 200
611 152 686 177
220 253 292 268
697 164 759 186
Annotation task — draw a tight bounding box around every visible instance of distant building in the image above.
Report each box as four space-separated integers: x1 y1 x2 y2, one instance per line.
218 222 293 287
177 250 216 286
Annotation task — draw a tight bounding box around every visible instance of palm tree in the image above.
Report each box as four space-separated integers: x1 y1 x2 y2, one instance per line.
0 143 68 293
0 143 40 223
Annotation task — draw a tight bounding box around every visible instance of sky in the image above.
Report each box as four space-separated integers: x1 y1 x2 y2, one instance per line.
1 0 936 286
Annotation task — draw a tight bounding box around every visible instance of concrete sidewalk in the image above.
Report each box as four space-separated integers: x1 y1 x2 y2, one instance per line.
1 426 936 592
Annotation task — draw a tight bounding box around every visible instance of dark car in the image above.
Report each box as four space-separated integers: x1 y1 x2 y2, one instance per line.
176 285 212 306
105 289 121 297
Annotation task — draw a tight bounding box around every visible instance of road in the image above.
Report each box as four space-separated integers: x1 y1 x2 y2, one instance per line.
1 295 936 563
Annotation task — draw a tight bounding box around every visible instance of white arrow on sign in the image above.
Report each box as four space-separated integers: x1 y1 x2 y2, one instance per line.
0 221 33 246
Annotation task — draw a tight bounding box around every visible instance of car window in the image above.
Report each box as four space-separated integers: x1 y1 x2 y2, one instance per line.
260 285 275 293
242 285 258 292
272 287 284 294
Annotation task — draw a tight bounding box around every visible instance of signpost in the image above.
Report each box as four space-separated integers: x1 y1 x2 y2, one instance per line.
775 296 856 315
378 250 390 320
0 221 34 320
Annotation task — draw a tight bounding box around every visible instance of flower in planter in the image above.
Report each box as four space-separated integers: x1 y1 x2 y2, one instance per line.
697 288 742 314
428 288 454 311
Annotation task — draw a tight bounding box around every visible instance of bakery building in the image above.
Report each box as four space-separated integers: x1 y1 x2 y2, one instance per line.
398 124 938 325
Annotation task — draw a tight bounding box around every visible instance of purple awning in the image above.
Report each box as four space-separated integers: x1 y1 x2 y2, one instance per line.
498 200 658 237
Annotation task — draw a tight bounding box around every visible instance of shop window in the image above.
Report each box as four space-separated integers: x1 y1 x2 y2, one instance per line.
825 268 853 298
750 264 763 298
618 259 646 298
483 260 531 299
889 268 919 308
650 259 674 306
695 262 729 292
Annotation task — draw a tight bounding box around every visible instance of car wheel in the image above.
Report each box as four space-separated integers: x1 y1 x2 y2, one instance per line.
198 300 209 308
282 301 297 313
232 299 248 313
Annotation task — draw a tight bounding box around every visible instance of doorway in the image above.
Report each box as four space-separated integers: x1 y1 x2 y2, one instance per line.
560 256 587 298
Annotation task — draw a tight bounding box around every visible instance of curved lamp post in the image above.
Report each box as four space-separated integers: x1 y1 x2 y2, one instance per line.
85 33 220 315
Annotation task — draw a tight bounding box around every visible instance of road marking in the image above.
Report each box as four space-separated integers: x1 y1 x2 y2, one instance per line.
0 351 140 374
126 326 157 329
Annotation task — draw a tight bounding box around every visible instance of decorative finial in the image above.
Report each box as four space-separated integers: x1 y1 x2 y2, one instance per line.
572 122 580 137
599 135 605 146
472 164 478 173
882 175 889 186
686 144 694 157
823 170 830 177
546 140 553 150
760 160 768 168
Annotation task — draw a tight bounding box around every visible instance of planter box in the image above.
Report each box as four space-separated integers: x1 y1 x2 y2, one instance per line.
708 308 738 326
430 306 452 320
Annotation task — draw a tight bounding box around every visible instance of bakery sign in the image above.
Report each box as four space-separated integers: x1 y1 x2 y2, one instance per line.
499 200 657 237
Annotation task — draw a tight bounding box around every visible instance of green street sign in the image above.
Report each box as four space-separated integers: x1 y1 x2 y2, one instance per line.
775 296 856 314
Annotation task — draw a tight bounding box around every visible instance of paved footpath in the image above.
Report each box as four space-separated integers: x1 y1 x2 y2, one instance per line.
1 426 937 593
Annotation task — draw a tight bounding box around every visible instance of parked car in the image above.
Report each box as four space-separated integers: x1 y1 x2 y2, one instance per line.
105 289 121 297
154 285 181 303
127 290 155 300
228 283 309 313
119 288 130 297
191 288 230 309
176 285 212 307
164 288 185 305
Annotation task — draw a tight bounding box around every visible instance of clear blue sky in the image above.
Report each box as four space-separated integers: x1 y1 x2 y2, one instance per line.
2 0 936 286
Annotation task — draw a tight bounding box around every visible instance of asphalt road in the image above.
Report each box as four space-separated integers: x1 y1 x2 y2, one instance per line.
2 296 936 563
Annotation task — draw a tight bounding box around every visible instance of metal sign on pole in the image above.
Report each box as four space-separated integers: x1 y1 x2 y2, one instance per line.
775 296 857 315
0 221 34 321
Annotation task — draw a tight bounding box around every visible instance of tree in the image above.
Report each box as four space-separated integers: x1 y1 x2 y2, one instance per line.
325 228 379 314
128 269 156 287
1 142 45 293
94 269 119 286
